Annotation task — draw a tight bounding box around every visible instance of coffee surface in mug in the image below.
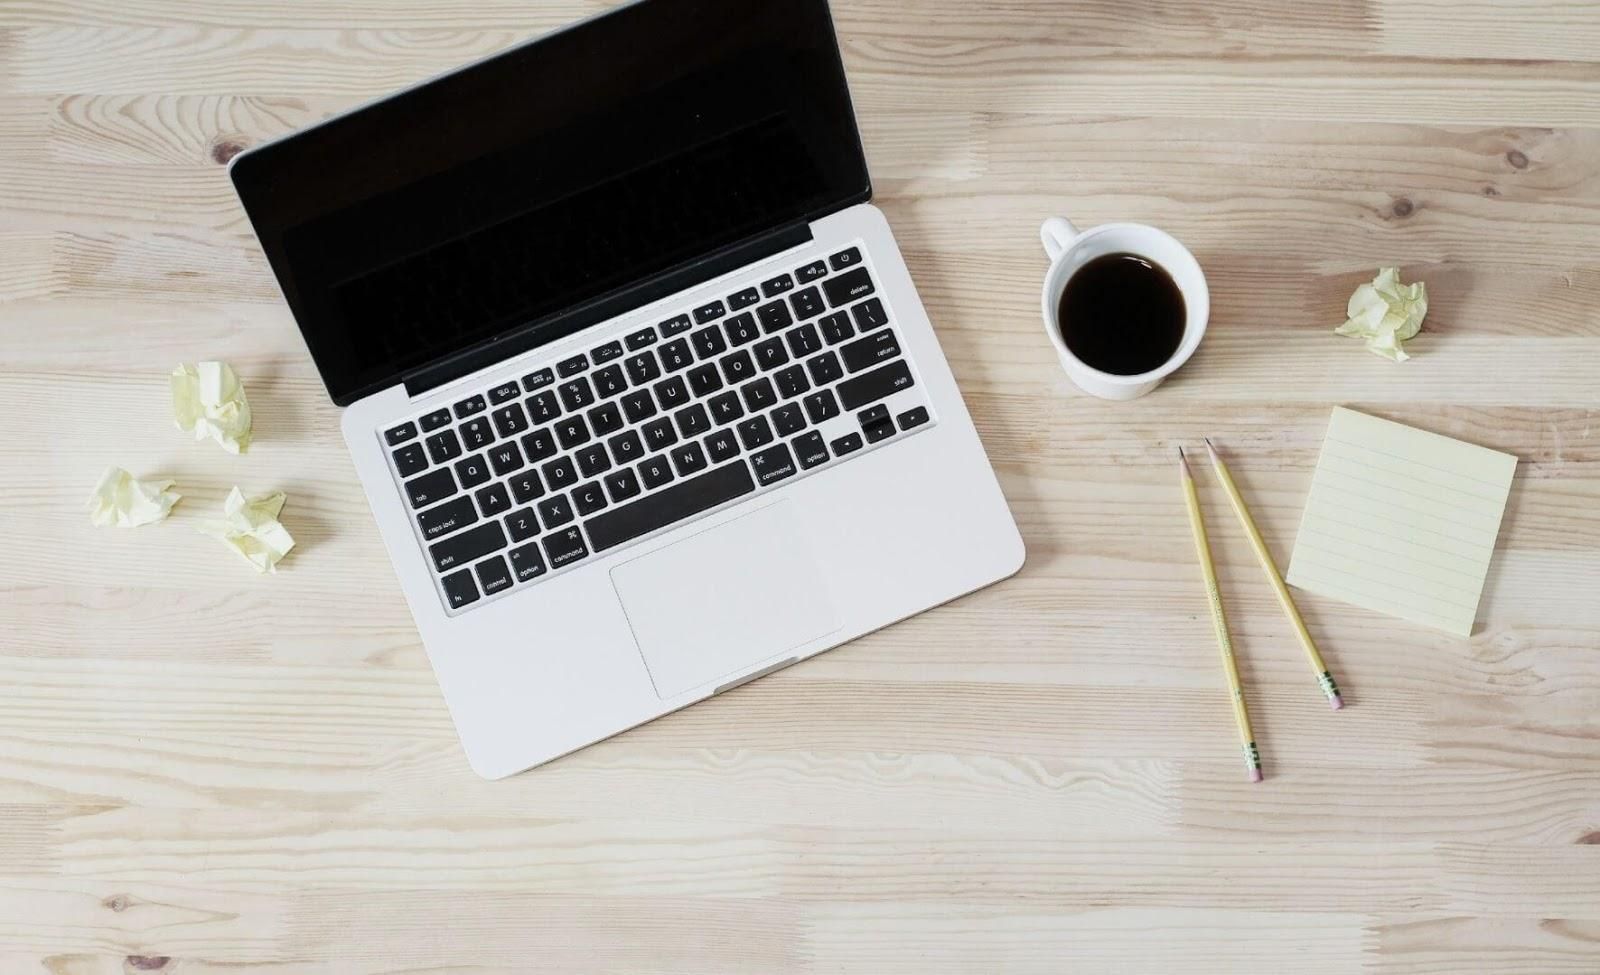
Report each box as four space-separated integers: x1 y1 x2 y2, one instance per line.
1057 252 1186 376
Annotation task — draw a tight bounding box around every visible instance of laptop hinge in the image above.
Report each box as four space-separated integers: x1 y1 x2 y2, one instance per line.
402 220 814 400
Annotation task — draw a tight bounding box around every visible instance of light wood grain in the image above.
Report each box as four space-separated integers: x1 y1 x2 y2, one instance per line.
2 0 1599 972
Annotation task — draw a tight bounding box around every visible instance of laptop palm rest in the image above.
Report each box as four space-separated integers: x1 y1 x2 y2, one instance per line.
610 500 841 699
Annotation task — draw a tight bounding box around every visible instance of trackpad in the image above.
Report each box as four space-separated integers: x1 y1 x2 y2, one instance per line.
611 501 841 699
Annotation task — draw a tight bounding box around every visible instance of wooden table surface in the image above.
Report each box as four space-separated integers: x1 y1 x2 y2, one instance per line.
3 1 1599 972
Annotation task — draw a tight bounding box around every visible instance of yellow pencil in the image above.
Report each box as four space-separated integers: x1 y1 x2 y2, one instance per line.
1179 446 1263 783
1204 438 1344 709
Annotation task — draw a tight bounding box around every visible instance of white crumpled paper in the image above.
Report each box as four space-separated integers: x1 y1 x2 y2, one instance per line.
1334 267 1428 362
87 467 181 527
171 361 252 453
198 487 295 573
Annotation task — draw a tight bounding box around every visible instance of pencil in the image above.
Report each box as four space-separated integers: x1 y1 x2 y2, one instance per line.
1179 446 1264 783
1204 438 1344 709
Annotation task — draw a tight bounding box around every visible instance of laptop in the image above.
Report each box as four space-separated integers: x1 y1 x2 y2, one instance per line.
230 0 1024 778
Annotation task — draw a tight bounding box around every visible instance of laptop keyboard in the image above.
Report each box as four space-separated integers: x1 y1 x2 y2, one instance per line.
380 244 935 614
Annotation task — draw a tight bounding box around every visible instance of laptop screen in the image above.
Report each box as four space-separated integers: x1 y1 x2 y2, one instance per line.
231 0 870 406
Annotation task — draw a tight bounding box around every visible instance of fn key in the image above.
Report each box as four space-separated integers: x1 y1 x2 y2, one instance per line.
441 569 479 609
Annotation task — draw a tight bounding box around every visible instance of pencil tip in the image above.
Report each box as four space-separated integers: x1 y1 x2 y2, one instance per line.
1177 445 1191 475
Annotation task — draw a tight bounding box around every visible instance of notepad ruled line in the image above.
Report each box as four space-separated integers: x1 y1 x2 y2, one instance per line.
1317 467 1507 520
1324 436 1514 492
1296 523 1489 580
1310 478 1503 542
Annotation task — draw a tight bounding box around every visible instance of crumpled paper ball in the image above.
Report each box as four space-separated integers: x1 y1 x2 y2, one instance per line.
171 361 252 453
1334 267 1428 361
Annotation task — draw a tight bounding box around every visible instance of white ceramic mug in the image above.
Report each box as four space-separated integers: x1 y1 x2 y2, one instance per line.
1040 217 1209 400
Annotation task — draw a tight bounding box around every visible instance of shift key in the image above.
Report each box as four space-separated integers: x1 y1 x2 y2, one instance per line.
836 359 915 411
429 521 507 572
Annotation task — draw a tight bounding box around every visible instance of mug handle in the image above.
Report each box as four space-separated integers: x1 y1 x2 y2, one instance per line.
1040 217 1079 262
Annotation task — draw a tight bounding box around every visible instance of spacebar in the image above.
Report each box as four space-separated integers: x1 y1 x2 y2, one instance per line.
584 461 756 552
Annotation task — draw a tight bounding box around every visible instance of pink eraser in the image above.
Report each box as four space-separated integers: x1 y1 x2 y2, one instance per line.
1330 695 1345 710
1248 768 1264 783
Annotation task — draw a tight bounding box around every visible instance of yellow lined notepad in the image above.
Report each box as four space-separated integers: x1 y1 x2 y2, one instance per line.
1285 407 1517 636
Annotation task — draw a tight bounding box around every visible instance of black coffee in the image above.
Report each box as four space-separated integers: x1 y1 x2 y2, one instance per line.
1057 253 1186 376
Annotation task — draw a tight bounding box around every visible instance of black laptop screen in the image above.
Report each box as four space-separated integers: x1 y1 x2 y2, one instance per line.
230 0 870 406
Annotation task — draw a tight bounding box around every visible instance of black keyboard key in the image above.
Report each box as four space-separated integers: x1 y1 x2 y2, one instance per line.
671 440 708 475
728 286 761 310
704 429 740 464
790 287 825 320
741 376 777 412
724 312 760 347
693 300 726 324
454 454 491 489
460 416 494 450
708 390 744 425
625 350 661 386
557 353 588 377
453 394 487 418
526 390 561 424
757 300 793 333
572 480 608 516
593 364 627 398
897 406 930 431
737 414 774 450
831 432 863 456
653 375 690 411
859 404 890 427
609 429 645 464
772 402 807 437
829 246 862 271
749 443 796 486
385 421 418 446
420 408 452 431
691 326 726 360
659 313 693 336
641 416 678 452
489 381 521 404
429 520 507 572
803 388 841 424
840 329 899 372
576 442 612 477
476 556 514 597
538 493 575 528
476 482 512 517
774 364 810 399
626 326 658 350
543 526 589 569
588 401 624 436
505 506 540 542
865 418 896 444
687 362 723 397
441 568 479 609
522 368 554 392
753 336 789 371
659 338 694 373
639 454 675 490
621 388 657 424
585 462 756 552
418 496 478 540
852 296 889 331
793 431 829 469
720 348 755 385
820 311 854 344
797 259 828 282
509 469 544 504
542 455 578 490
605 467 642 502
393 442 429 477
823 266 875 307
520 427 556 462
591 340 624 364
425 429 462 464
405 468 456 508
489 440 525 476
508 542 547 582
837 359 915 411
761 273 795 298
492 402 529 438
555 414 592 450
675 403 711 438
559 376 595 412
807 351 843 386
787 322 821 358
